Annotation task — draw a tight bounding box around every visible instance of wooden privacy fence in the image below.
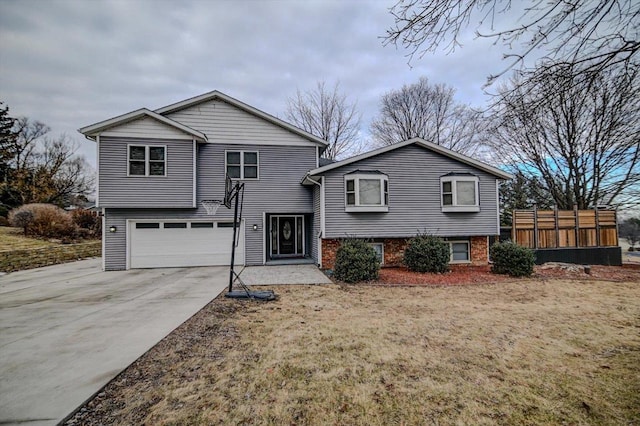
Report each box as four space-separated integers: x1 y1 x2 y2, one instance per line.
512 208 618 249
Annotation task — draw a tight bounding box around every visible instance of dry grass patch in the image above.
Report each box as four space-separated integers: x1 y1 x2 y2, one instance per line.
67 279 640 425
0 226 56 251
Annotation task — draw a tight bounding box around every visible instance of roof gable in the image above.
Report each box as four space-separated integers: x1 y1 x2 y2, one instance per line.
155 90 328 149
78 108 207 141
308 138 512 180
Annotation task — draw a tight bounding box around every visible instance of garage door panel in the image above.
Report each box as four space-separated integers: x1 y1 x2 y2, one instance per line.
129 221 244 269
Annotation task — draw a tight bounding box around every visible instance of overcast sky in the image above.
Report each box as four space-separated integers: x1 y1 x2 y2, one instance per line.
0 0 514 168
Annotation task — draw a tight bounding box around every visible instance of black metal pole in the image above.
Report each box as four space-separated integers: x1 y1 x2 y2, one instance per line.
228 184 240 292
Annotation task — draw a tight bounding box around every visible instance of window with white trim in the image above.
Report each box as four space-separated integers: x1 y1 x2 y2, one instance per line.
226 151 258 179
128 145 166 176
345 173 389 212
448 240 470 263
440 175 479 212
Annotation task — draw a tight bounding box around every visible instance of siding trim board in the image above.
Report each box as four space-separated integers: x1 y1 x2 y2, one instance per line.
95 135 100 207
193 139 197 208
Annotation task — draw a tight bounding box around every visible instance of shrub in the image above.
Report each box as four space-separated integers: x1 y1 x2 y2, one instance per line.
490 241 535 277
333 239 380 283
8 204 76 239
403 234 450 273
9 209 34 235
71 209 101 237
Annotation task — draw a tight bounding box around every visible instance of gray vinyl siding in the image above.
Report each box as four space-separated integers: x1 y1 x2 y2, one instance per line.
101 117 193 139
197 143 316 265
99 137 194 208
322 144 500 239
104 212 127 271
166 99 314 147
103 144 316 270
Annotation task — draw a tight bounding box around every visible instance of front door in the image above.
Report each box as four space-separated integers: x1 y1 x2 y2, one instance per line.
271 215 304 257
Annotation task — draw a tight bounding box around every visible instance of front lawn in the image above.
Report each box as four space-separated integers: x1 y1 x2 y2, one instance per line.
0 226 57 251
66 277 639 425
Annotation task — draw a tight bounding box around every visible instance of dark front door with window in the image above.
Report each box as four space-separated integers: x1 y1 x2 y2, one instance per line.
270 215 304 258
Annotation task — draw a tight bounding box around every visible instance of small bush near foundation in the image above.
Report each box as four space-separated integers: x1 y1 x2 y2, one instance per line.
9 204 76 239
490 241 535 277
404 234 450 273
334 239 380 283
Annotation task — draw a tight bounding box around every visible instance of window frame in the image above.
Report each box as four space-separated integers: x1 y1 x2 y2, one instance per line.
369 242 384 265
440 175 479 212
344 173 389 212
127 144 167 177
448 240 471 264
225 150 259 180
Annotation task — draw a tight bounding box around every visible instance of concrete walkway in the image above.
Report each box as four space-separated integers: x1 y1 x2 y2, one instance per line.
240 264 332 286
0 259 228 426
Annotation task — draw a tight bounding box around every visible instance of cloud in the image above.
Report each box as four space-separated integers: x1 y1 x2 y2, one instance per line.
0 0 513 167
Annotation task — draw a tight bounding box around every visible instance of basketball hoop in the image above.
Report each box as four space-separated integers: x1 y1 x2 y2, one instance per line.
201 199 222 216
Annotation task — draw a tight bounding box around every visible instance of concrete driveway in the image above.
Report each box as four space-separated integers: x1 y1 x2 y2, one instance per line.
0 259 228 426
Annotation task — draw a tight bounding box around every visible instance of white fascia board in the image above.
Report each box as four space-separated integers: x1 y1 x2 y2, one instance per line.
79 108 208 142
193 139 197 208
155 90 328 150
300 173 321 185
308 138 513 180
95 135 100 207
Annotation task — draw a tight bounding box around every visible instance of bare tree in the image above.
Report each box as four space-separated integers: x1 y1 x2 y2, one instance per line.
1 116 94 207
489 64 640 210
370 76 487 156
286 81 363 160
384 0 640 85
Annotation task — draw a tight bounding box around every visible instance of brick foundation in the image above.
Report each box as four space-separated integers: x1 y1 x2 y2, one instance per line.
321 236 491 269
469 236 489 265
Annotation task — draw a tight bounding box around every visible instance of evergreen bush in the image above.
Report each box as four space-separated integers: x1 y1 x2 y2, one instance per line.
333 238 380 283
404 234 450 273
490 241 535 277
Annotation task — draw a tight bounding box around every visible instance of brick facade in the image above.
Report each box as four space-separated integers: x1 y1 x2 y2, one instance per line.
321 236 490 269
469 236 489 265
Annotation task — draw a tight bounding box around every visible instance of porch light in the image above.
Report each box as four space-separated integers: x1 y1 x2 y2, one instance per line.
109 226 117 233
252 224 258 231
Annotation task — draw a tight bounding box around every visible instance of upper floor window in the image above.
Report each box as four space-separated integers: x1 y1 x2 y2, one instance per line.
345 172 389 212
226 151 258 179
128 145 166 176
440 175 479 212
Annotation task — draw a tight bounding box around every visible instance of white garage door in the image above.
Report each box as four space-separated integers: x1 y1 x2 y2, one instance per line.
129 220 244 269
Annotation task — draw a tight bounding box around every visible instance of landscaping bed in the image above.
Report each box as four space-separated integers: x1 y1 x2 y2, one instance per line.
377 263 640 286
65 275 639 425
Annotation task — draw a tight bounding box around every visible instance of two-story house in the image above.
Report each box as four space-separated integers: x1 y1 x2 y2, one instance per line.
79 91 511 271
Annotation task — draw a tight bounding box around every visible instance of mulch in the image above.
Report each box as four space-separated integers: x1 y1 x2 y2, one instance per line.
375 263 640 286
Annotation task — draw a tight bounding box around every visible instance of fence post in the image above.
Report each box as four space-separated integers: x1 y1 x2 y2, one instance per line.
595 207 601 247
574 204 580 247
554 205 559 248
533 204 538 249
